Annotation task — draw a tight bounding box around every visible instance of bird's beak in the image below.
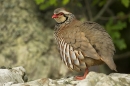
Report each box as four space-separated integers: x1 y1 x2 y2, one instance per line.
52 14 58 18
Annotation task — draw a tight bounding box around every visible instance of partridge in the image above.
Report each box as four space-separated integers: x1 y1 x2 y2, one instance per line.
52 8 117 80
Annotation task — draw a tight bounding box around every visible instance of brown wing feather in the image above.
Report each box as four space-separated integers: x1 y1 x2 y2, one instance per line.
58 20 116 71
60 21 101 60
79 21 116 71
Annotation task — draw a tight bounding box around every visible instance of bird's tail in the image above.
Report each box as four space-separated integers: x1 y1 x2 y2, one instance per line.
101 57 117 72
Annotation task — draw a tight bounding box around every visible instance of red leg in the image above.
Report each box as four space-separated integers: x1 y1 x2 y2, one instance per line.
75 68 89 80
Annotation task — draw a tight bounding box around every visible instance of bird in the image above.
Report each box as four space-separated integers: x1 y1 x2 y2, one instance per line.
52 8 117 80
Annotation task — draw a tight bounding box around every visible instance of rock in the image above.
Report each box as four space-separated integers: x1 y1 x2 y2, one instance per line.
0 0 67 80
46 72 130 86
1 67 130 86
76 72 130 86
0 66 25 86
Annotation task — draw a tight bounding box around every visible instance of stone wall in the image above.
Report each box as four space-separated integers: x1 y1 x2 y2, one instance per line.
0 0 68 80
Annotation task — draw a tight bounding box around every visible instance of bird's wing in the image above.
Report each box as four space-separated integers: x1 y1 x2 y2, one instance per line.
81 21 116 71
61 21 101 60
60 21 116 71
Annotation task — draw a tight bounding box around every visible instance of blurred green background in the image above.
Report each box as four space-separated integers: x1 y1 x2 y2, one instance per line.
0 0 130 81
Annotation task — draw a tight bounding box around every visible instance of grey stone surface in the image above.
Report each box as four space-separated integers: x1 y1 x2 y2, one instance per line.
3 71 130 86
45 72 130 86
0 66 25 86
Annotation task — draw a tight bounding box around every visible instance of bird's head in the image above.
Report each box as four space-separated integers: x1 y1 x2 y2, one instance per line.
52 8 74 24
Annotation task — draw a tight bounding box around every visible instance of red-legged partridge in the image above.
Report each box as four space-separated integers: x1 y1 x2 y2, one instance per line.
52 8 117 80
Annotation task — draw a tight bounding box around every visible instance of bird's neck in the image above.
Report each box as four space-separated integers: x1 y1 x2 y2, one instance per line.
58 14 75 24
55 14 76 31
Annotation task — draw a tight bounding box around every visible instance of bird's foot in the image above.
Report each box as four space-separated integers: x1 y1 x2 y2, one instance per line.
75 68 89 80
75 75 86 80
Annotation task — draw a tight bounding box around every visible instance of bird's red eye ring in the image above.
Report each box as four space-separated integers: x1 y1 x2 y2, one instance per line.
58 12 64 15
52 12 64 18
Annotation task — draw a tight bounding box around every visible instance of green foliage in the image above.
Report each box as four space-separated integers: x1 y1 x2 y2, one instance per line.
35 0 57 10
105 18 127 50
92 0 106 7
62 0 69 5
35 0 44 5
129 14 130 22
121 0 130 8
34 0 70 10
98 0 107 7
92 0 130 8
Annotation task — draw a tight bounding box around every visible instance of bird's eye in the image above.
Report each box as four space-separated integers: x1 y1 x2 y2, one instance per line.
58 12 64 15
